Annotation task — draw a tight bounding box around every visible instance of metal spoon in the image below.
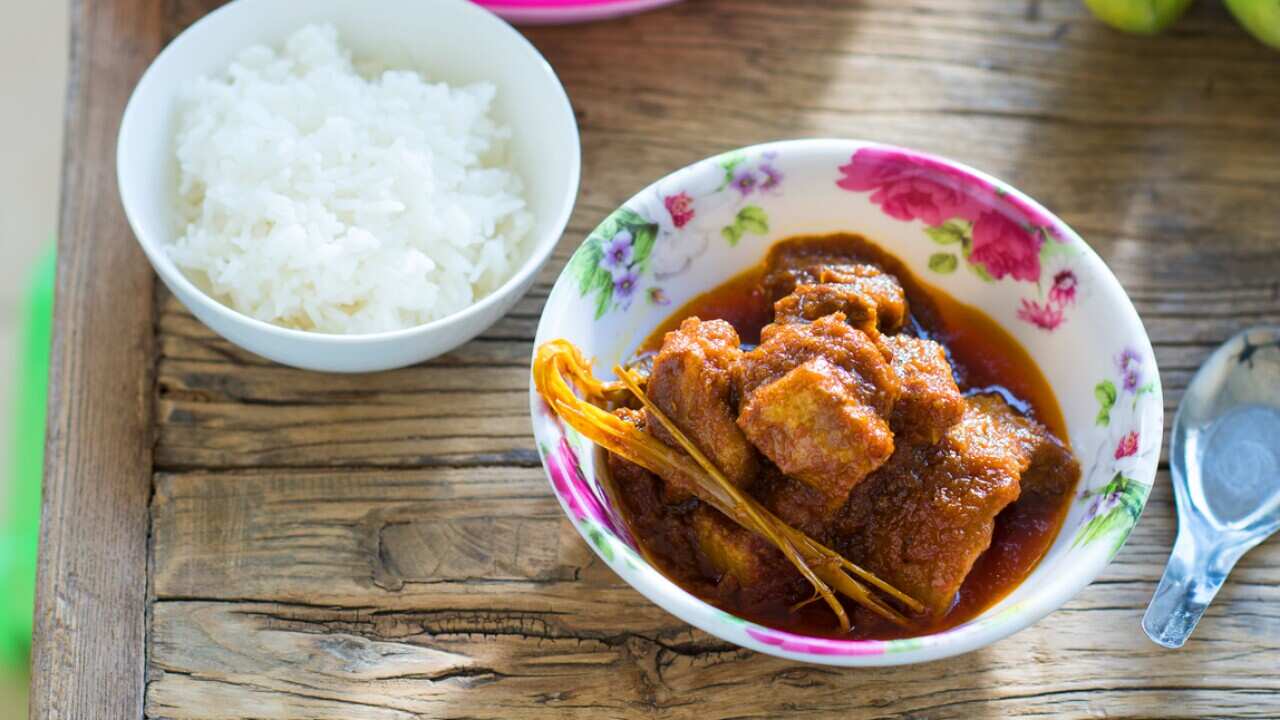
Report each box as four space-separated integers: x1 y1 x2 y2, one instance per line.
1143 326 1280 648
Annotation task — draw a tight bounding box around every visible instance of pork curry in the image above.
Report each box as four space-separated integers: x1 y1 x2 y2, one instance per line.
535 233 1080 639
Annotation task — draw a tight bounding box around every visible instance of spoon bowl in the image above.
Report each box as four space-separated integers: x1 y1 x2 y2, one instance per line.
1143 326 1280 648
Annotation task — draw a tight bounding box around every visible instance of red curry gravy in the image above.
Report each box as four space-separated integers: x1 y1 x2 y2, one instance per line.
629 232 1077 640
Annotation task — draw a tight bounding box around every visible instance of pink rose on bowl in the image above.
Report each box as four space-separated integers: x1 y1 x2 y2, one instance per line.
745 626 889 657
968 211 1044 282
546 437 612 529
664 192 695 228
837 148 985 227
1115 431 1140 459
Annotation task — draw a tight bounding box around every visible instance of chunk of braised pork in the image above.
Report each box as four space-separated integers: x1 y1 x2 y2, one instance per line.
735 315 900 509
761 237 882 300
882 335 966 445
691 506 803 608
647 318 760 488
773 266 907 334
737 314 899 415
964 394 1081 500
835 394 1049 614
738 357 895 511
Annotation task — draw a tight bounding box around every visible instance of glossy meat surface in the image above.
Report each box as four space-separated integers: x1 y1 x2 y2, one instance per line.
773 272 907 334
883 334 966 445
755 470 832 539
647 318 759 488
738 357 894 508
735 315 901 506
761 236 885 300
737 314 899 416
819 265 909 333
965 393 1081 499
836 394 1043 614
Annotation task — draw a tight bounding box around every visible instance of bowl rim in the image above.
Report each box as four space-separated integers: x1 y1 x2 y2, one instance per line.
531 137 1164 665
117 0 581 344
474 0 683 24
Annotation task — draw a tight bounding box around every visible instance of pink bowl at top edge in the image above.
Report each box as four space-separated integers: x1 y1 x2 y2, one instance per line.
473 0 683 24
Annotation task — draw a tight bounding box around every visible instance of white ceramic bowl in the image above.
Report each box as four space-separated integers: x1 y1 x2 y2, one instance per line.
531 139 1163 665
118 0 579 372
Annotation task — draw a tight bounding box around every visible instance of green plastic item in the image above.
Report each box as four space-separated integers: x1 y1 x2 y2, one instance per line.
0 246 54 669
1082 0 1197 34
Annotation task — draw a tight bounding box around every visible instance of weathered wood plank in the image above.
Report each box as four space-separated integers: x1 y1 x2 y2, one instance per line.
151 277 1270 470
146 597 1280 720
29 0 163 718
148 466 1270 606
127 0 1280 717
148 467 1277 610
145 467 1280 718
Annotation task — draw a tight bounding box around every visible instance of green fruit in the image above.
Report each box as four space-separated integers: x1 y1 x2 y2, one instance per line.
1082 0 1196 33
1224 0 1280 49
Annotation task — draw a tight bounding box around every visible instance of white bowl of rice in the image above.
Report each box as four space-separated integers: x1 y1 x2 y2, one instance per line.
118 0 580 372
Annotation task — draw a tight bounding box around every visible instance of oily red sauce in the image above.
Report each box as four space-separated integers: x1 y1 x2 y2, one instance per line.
630 232 1076 639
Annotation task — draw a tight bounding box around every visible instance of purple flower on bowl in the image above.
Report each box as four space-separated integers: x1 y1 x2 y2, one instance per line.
614 270 640 299
601 230 634 271
760 154 784 191
731 167 758 196
1117 348 1143 392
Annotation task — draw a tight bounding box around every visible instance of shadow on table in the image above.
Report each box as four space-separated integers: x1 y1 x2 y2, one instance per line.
1011 0 1280 290
520 0 866 200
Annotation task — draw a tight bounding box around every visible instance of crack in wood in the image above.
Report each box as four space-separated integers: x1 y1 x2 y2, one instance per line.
149 668 424 719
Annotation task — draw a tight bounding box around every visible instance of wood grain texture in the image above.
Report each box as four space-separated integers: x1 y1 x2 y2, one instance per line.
143 468 1280 719
29 0 164 718
147 0 1280 715
29 0 167 712
46 0 1280 717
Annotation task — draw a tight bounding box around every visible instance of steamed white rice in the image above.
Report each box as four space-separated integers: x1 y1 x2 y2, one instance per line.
169 24 534 334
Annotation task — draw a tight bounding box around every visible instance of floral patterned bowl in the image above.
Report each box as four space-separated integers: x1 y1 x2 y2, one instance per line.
530 139 1163 665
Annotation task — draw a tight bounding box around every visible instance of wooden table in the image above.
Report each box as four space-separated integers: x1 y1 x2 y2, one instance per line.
31 0 1280 717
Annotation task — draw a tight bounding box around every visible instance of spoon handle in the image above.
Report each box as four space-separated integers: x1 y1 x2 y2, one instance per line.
1142 526 1247 648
